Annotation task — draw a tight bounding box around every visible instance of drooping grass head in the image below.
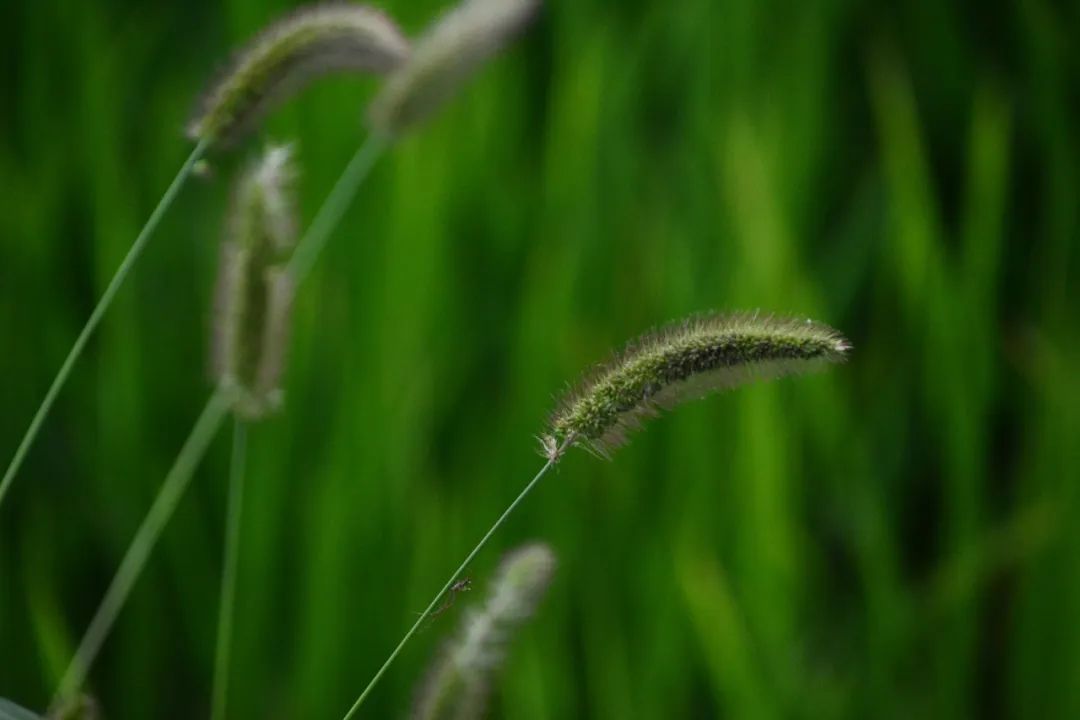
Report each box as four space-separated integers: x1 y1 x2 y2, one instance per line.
368 0 541 137
189 4 411 147
546 313 850 458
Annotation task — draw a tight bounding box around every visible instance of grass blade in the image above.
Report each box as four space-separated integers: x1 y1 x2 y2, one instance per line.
211 419 248 720
51 388 232 707
340 448 566 719
0 139 210 515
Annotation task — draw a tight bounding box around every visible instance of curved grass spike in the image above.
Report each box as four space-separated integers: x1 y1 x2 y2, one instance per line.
546 313 851 457
189 3 411 147
368 0 541 137
213 144 299 420
412 544 557 720
342 311 847 717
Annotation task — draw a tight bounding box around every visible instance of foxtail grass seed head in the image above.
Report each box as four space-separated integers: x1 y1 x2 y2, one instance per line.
545 313 850 459
368 0 541 137
412 543 557 720
213 144 299 420
189 4 411 146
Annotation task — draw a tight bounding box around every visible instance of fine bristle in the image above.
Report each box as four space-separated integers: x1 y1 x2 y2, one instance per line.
546 312 850 456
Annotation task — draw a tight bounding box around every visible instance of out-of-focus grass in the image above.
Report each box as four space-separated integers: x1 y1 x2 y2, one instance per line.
0 0 1077 718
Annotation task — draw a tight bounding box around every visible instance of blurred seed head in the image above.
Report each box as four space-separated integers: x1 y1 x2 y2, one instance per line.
368 0 541 137
545 313 850 458
189 4 411 147
213 144 299 420
412 543 557 720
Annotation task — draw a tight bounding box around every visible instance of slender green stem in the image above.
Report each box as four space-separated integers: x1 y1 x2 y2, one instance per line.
45 131 381 709
287 135 388 285
0 138 211 514
211 419 247 720
51 389 233 708
340 447 570 720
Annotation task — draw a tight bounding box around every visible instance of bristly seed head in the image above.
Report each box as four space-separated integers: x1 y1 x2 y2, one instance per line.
213 144 300 420
545 312 851 458
368 0 541 137
189 4 411 147
411 543 557 720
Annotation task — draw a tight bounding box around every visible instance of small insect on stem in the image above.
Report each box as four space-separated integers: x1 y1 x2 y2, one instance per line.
410 544 558 720
418 578 473 630
432 578 472 619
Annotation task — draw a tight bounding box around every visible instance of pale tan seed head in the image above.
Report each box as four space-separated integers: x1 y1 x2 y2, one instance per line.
212 144 300 420
411 543 557 720
368 0 541 137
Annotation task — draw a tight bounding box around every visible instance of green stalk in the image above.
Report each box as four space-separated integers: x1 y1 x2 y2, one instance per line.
211 419 248 720
287 134 388 285
51 388 233 708
0 139 211 514
340 443 571 720
46 131 383 711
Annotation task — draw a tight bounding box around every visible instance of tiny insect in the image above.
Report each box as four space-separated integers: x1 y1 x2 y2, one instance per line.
418 577 472 629
432 578 472 618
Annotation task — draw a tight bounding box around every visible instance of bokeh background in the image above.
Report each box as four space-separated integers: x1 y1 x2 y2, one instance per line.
1 0 1078 717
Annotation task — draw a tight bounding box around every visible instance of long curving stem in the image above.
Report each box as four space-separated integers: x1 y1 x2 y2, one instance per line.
51 388 233 708
46 131 385 710
339 442 572 720
0 139 211 514
211 419 248 720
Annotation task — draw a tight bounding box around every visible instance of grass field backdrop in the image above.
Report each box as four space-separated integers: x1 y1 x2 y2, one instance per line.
1 0 1077 717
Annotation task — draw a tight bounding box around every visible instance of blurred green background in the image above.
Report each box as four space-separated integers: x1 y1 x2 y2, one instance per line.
1 0 1078 717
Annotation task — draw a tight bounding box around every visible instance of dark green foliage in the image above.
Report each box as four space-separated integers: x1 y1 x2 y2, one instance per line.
0 0 1077 718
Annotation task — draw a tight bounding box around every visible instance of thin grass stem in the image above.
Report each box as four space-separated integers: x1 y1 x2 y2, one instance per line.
339 439 572 720
211 419 247 720
0 138 211 514
287 135 387 285
51 388 233 708
44 130 381 709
